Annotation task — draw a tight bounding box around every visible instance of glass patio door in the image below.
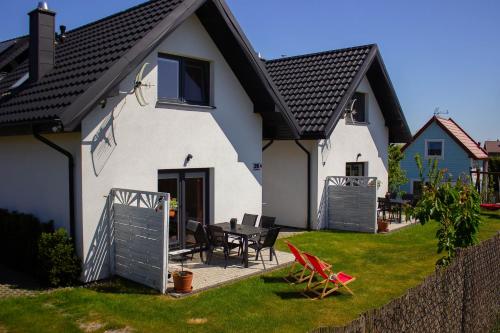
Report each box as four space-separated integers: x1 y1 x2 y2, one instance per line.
158 170 207 249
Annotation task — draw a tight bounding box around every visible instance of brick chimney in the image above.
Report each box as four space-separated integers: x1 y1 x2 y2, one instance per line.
28 1 55 82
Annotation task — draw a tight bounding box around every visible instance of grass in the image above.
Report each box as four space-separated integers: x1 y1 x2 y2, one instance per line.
0 210 498 333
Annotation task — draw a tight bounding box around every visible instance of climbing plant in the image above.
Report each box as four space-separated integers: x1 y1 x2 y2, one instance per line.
409 154 481 267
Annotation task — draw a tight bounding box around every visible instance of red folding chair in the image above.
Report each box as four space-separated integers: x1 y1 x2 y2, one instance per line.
302 252 356 299
283 241 314 284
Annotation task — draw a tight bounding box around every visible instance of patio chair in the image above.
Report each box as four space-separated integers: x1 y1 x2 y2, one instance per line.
247 216 277 245
242 213 258 226
302 252 355 299
248 227 280 269
185 220 209 263
206 225 239 269
257 215 276 228
283 240 313 284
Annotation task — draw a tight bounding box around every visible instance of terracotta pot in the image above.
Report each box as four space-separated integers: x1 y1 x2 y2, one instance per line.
173 271 193 293
377 219 389 233
169 209 176 218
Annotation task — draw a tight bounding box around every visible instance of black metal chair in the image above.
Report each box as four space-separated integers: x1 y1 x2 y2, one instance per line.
185 220 209 263
241 213 258 226
257 215 276 228
249 227 280 269
206 225 239 269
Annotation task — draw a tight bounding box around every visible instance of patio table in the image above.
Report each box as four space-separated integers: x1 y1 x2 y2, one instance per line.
216 222 267 268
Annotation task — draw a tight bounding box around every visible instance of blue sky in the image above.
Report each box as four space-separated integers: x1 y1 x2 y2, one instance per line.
1 0 499 142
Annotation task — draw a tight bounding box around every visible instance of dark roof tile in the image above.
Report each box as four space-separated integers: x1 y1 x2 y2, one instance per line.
265 44 374 135
0 0 185 124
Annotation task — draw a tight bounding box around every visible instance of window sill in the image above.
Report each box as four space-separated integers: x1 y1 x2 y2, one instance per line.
346 120 370 126
156 100 216 111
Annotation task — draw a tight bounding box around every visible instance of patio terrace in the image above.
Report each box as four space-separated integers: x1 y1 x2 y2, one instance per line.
167 249 294 296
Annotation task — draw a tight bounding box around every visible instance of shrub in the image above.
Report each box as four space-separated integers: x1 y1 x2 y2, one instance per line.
0 209 53 274
409 154 481 267
388 144 408 194
37 229 81 287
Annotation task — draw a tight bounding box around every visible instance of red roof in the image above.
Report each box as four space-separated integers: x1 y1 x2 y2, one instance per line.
402 116 488 160
484 140 500 154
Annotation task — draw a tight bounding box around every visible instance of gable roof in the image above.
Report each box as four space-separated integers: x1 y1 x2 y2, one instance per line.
401 116 488 160
484 140 500 155
0 0 299 138
265 44 411 142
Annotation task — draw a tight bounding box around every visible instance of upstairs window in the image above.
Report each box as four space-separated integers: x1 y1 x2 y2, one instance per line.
425 140 444 158
347 92 367 123
346 162 366 177
158 54 210 106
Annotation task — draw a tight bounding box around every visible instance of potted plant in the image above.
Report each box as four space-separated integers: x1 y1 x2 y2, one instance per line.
172 264 193 293
169 198 178 218
377 217 389 233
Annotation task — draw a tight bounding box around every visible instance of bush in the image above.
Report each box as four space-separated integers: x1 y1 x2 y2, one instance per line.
0 209 54 274
409 154 481 267
38 229 81 287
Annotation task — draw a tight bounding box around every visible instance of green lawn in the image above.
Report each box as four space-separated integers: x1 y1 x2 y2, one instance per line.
1 211 499 333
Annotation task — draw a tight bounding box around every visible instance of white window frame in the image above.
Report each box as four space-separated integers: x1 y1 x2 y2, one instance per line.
425 139 444 159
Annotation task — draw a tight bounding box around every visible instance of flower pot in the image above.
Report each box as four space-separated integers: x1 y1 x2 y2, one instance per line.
172 271 193 293
169 209 176 218
377 219 389 233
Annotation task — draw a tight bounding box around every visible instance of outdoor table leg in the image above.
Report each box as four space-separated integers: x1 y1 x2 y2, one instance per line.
243 235 249 268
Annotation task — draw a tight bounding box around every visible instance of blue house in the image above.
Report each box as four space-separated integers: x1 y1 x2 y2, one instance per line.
400 116 488 195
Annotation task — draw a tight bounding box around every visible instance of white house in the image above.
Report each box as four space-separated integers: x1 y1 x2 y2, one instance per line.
0 0 410 281
263 47 411 229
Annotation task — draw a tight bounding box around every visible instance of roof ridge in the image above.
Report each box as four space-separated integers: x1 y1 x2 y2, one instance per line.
265 43 376 63
66 0 171 35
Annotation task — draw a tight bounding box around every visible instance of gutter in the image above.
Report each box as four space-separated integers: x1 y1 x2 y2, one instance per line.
295 140 311 231
33 130 76 245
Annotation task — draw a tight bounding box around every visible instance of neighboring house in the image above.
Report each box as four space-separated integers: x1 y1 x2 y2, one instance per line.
484 140 500 158
262 46 411 229
400 116 488 195
0 0 410 280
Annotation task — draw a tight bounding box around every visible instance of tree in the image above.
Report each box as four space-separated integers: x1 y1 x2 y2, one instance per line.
388 144 408 194
409 154 481 267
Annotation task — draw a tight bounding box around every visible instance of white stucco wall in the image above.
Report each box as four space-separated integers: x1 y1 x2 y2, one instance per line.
80 15 262 281
0 133 82 247
263 77 389 230
262 140 315 229
315 76 389 227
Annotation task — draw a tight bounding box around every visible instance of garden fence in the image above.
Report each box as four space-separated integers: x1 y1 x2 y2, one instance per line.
311 233 500 333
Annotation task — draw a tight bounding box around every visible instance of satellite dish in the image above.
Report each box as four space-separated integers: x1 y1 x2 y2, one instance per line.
345 99 357 123
120 62 154 106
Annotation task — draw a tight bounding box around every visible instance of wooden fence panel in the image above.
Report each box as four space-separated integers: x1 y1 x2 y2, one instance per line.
326 176 377 233
108 188 169 294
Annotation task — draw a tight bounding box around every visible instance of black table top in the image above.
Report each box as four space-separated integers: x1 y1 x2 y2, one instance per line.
215 222 266 237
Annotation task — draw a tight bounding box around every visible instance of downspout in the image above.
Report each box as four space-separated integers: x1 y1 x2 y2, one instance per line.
295 140 311 231
33 130 76 245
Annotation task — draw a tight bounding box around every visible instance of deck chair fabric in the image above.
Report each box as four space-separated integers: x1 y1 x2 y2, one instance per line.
283 241 314 284
302 252 356 299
